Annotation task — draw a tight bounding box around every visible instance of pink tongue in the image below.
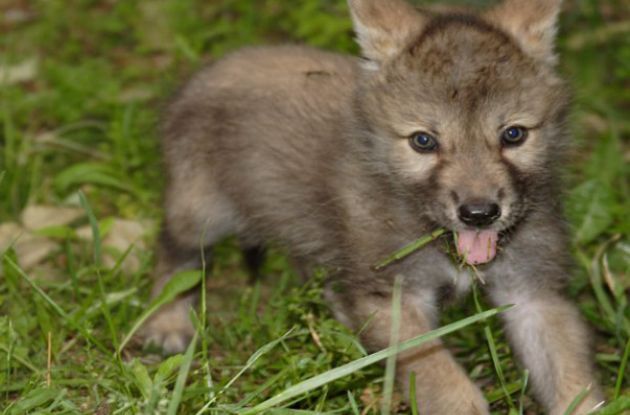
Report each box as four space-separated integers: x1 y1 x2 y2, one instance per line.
456 230 499 265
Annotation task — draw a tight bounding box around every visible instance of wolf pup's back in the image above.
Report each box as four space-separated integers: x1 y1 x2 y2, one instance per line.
143 1 604 414
160 46 365 261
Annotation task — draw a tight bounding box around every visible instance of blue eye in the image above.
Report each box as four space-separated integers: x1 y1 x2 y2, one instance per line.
501 126 528 146
409 132 438 152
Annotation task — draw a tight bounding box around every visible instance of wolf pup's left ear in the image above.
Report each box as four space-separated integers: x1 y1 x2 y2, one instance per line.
348 0 425 68
486 0 563 65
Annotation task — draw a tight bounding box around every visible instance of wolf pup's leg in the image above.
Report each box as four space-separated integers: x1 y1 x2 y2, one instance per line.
490 289 604 415
328 287 489 414
143 175 238 353
141 227 211 354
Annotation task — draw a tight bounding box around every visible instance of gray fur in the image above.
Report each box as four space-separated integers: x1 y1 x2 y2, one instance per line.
143 1 603 413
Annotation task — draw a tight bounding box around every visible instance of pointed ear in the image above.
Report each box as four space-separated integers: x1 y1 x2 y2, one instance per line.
485 0 563 64
348 0 425 66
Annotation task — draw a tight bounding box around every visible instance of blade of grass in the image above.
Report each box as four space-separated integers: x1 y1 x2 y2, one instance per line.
128 359 152 400
593 396 630 415
347 391 360 415
409 372 419 415
198 227 214 402
613 337 630 399
0 343 40 374
79 191 121 357
63 239 79 299
577 240 630 336
84 288 138 318
237 366 293 407
381 275 403 415
5 256 68 318
562 386 590 415
240 306 511 414
148 354 186 409
166 331 199 415
485 380 523 404
472 280 516 412
2 249 29 312
78 191 102 265
518 370 529 415
5 388 60 415
195 327 299 414
371 229 446 271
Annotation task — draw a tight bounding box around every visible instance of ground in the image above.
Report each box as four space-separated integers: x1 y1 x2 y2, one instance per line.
0 0 628 414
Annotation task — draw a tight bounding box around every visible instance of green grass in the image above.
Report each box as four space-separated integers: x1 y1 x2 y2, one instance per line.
0 0 628 413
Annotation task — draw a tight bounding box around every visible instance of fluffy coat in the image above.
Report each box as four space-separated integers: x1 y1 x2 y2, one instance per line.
143 1 603 413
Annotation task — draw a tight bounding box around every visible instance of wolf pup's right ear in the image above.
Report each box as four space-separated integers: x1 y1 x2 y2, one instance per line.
348 0 425 69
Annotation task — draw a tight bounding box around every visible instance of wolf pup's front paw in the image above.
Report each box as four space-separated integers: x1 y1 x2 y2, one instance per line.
451 382 489 415
418 384 489 415
141 301 195 354
408 372 489 414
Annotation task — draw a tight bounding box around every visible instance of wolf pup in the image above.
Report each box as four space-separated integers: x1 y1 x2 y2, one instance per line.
143 0 603 413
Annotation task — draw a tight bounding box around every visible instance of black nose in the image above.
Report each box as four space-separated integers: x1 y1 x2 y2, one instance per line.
458 201 501 227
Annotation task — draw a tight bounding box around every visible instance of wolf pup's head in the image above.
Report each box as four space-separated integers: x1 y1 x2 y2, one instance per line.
349 0 570 265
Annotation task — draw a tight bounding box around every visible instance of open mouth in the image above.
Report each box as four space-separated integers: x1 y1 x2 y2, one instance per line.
454 229 499 266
